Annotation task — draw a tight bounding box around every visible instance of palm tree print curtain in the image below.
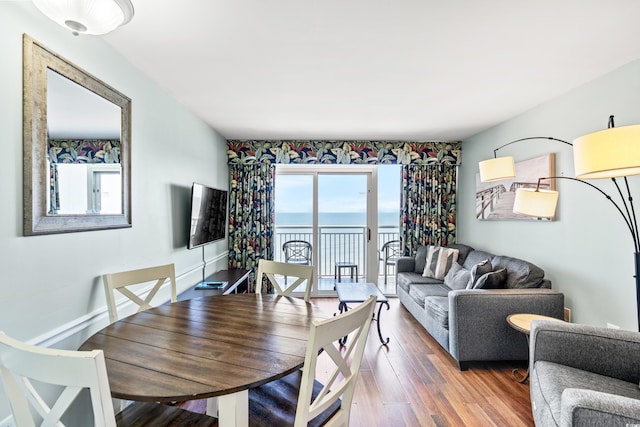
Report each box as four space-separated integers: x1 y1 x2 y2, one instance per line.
227 163 274 291
227 140 461 279
47 139 121 213
401 164 457 254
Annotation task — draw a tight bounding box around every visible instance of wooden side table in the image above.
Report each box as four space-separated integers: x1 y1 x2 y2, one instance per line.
506 313 564 383
178 268 251 301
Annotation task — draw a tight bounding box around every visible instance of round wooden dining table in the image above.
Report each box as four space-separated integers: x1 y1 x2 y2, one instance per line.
79 293 329 427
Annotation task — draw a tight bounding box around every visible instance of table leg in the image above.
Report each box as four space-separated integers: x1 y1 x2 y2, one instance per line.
338 301 348 345
375 301 390 346
213 390 249 427
206 397 217 417
512 335 530 383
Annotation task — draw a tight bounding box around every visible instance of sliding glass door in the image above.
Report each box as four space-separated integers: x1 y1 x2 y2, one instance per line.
275 165 378 296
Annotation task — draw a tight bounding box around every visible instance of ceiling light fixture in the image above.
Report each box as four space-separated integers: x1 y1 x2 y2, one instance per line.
32 0 134 36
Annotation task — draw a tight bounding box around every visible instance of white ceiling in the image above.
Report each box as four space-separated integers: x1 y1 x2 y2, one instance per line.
103 0 640 141
47 69 121 139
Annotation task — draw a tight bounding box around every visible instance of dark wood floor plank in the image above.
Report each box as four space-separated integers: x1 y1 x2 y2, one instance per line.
177 297 534 426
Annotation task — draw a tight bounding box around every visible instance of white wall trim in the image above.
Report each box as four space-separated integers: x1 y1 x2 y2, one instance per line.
27 252 228 348
1 252 228 426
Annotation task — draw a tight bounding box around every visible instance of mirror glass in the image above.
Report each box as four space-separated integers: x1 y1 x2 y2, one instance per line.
47 69 123 215
23 35 131 235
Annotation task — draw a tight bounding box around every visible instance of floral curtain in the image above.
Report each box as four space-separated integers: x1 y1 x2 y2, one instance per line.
228 163 275 291
227 140 460 165
48 139 121 164
227 139 462 279
401 164 457 255
48 139 121 214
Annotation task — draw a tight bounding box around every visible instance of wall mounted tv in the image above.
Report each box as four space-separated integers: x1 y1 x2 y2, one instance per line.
187 182 228 249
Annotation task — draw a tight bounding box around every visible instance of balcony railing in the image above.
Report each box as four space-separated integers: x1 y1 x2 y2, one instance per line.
274 225 399 279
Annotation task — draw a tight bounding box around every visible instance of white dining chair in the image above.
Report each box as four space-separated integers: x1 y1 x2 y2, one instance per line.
256 259 313 302
0 331 217 427
248 295 376 426
103 263 177 323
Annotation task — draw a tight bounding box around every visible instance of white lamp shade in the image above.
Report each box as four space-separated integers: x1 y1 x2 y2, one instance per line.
478 156 516 182
573 124 640 179
513 188 559 218
33 0 134 35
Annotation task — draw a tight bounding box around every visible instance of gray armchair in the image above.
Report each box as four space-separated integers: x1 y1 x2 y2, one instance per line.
529 320 640 426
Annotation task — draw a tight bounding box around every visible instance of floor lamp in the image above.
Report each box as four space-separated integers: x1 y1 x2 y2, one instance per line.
478 116 640 331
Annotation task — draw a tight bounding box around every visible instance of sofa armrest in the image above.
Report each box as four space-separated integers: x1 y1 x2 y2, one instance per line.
396 256 415 274
530 321 640 384
560 388 640 427
448 289 564 363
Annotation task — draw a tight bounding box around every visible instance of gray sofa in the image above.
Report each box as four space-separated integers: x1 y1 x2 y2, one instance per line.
396 243 564 370
530 320 640 426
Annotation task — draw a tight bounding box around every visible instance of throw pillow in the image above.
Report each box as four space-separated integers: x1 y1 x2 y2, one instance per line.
466 259 493 289
443 263 470 290
474 268 508 289
422 246 459 280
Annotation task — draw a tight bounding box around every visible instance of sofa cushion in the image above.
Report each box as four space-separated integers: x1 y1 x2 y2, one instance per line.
533 361 640 426
443 263 470 290
408 284 450 308
466 259 493 289
424 296 449 329
461 250 495 270
473 268 507 289
491 255 545 288
423 246 459 279
397 272 443 293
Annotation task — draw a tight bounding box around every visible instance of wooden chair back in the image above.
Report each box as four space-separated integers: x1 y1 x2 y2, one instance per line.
0 332 218 427
103 263 177 323
256 259 313 302
295 295 376 426
0 331 116 427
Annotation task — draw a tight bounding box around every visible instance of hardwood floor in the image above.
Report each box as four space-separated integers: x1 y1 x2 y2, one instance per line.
179 297 534 426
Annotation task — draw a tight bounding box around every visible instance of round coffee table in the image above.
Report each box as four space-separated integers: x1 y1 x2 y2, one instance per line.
506 313 564 383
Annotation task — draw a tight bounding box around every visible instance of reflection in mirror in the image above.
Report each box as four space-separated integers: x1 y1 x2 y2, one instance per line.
46 69 123 215
23 34 131 235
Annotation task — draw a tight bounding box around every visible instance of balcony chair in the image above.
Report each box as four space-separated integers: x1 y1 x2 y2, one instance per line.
249 295 376 426
103 263 177 323
282 240 312 265
0 331 217 427
283 240 312 267
256 259 313 302
378 239 402 284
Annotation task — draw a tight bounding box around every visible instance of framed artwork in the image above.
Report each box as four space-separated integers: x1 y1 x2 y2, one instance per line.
476 153 556 221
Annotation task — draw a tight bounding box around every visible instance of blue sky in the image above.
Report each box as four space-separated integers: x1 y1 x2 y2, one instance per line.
274 165 401 214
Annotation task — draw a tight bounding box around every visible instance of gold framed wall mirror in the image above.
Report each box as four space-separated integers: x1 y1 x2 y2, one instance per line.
23 34 131 235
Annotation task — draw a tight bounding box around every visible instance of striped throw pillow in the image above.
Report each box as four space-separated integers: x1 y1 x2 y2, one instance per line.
422 246 459 279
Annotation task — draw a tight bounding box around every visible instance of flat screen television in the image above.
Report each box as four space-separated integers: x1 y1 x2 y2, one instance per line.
187 182 228 249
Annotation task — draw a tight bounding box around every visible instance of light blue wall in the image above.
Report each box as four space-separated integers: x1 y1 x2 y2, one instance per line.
0 3 228 421
459 58 640 332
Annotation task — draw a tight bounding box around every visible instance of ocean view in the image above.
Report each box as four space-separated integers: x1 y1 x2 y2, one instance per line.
276 212 400 227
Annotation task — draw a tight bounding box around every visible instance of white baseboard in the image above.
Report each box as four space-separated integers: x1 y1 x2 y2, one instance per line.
27 253 228 348
0 253 230 424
